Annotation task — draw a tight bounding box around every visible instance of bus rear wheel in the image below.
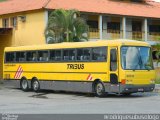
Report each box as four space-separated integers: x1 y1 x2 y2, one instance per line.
20 78 29 91
32 79 40 92
94 82 105 97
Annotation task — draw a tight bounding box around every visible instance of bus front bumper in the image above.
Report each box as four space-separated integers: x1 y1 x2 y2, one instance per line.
120 84 155 93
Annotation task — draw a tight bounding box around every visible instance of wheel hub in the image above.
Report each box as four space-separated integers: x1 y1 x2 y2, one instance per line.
96 83 103 94
33 81 39 90
22 80 27 89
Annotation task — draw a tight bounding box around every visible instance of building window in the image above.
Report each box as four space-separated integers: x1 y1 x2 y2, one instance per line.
149 25 160 33
132 21 142 31
87 20 98 29
2 18 9 28
131 0 143 2
107 22 120 33
10 17 17 28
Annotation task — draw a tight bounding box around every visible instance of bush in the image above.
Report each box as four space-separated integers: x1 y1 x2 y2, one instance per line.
155 68 160 84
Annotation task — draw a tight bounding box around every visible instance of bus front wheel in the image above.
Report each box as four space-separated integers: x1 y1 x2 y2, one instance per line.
32 79 40 92
20 78 29 91
94 82 105 97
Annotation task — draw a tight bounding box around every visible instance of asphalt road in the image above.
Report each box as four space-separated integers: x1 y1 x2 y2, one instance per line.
0 84 160 114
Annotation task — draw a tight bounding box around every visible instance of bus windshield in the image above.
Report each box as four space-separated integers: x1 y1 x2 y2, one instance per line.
121 46 153 70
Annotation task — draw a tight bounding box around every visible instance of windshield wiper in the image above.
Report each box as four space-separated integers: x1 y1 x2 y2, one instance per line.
144 64 152 71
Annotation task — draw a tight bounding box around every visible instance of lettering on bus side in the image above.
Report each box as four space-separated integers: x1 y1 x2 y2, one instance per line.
67 64 84 69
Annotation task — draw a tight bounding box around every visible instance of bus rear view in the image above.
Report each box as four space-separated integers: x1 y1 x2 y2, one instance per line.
119 45 155 94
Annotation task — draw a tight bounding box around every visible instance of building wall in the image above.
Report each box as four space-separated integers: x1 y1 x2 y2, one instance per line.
0 10 46 46
0 10 47 78
0 34 12 79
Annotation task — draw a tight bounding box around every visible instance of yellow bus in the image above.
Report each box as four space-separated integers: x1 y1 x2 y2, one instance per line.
3 40 156 97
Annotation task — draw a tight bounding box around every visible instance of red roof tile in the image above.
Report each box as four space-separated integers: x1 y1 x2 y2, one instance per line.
46 0 160 18
0 0 160 18
0 0 48 15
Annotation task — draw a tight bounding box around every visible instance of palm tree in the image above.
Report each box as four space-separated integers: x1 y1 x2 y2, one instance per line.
45 9 89 43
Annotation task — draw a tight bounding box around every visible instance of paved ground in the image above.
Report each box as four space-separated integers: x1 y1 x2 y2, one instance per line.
0 84 160 114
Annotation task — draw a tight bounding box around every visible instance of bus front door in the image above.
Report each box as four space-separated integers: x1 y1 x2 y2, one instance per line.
109 47 119 93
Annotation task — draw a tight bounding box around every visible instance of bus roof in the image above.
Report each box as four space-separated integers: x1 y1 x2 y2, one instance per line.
5 39 150 51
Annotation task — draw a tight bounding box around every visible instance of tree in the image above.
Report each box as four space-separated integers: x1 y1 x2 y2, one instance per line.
45 9 89 43
152 43 160 67
155 44 160 65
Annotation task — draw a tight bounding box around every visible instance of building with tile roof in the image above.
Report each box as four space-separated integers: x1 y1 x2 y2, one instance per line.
0 0 160 78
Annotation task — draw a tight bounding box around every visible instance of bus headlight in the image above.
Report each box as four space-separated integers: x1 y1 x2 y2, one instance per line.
150 79 155 84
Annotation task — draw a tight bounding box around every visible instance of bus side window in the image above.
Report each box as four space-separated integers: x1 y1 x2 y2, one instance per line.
16 52 26 62
26 51 37 62
77 48 91 61
50 50 55 61
55 50 61 61
63 49 75 61
69 49 75 61
50 50 62 61
63 50 69 61
5 52 15 62
83 48 91 61
92 47 107 61
77 49 83 61
38 51 49 62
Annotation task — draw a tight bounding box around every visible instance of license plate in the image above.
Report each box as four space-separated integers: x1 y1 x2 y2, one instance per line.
138 88 144 91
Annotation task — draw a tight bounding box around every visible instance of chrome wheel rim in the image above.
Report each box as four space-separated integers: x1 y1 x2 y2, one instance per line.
22 80 28 89
33 81 39 91
96 83 104 95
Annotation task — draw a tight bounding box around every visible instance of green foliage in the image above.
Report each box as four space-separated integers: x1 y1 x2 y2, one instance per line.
155 78 160 84
156 44 160 64
45 9 89 43
152 44 160 65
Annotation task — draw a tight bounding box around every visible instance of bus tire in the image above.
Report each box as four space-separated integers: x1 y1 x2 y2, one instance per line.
32 79 40 92
20 78 29 92
94 81 105 97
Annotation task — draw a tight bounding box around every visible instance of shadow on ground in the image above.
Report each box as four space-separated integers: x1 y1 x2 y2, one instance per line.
9 87 159 99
